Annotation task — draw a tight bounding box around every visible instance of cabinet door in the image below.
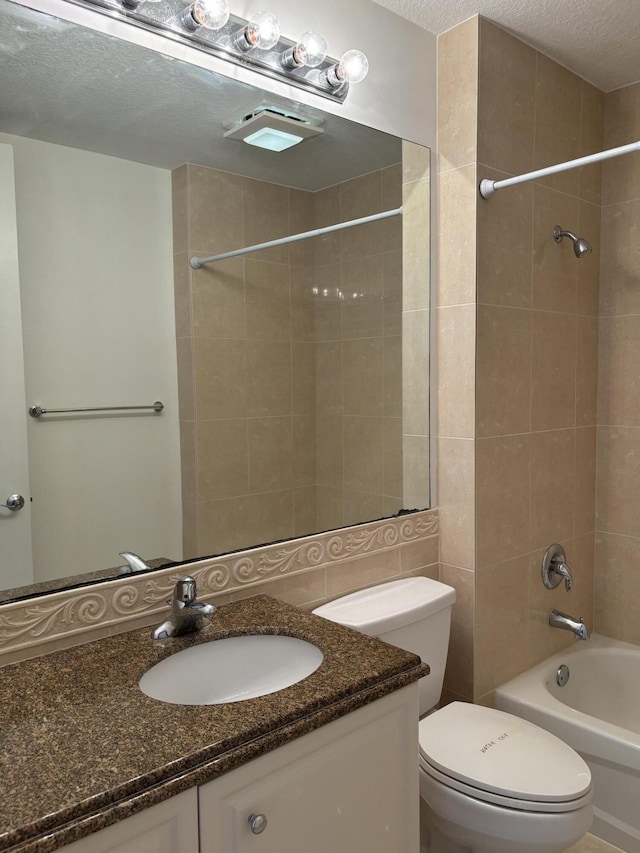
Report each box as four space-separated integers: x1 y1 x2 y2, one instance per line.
200 686 419 853
58 788 199 853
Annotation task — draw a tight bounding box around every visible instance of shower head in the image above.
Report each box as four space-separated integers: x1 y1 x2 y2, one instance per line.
553 225 592 259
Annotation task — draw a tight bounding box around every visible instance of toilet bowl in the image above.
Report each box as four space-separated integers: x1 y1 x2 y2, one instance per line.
313 578 593 853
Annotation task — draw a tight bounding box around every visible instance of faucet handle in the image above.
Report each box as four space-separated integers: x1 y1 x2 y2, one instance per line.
174 576 197 604
541 543 573 592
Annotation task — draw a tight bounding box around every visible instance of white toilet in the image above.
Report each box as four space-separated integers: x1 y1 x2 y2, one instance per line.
313 578 593 853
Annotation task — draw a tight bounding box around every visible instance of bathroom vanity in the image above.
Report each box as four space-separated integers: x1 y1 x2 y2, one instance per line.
0 595 426 853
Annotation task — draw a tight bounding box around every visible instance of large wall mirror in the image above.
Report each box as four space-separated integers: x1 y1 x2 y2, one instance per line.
0 0 431 604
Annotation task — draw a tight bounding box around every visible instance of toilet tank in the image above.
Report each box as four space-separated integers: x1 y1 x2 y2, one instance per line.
313 578 456 716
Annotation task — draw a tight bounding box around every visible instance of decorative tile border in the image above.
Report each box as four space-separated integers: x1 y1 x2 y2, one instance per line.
0 509 438 662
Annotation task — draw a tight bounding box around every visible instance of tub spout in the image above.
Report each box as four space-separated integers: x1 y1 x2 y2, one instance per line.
548 609 590 640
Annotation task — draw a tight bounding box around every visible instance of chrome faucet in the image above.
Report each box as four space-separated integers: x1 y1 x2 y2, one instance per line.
153 576 216 640
548 609 590 640
541 544 573 591
118 551 151 575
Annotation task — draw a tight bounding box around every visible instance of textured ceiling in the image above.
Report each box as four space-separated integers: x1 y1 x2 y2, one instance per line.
374 0 640 92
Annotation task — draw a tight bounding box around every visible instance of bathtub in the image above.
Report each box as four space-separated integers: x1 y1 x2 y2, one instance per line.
494 633 640 853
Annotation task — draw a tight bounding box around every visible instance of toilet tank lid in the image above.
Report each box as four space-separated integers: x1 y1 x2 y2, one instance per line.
312 578 456 636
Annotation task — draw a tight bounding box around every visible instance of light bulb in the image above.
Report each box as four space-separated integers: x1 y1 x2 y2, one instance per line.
338 49 369 83
281 30 327 69
180 0 229 31
234 10 281 51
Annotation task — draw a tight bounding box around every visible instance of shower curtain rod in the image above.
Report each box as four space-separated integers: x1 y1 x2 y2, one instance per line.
479 140 640 199
190 206 403 268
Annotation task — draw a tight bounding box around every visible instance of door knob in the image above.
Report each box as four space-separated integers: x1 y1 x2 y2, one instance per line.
248 813 268 834
2 494 25 511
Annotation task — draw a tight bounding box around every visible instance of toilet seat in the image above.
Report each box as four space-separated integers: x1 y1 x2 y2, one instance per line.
419 703 591 814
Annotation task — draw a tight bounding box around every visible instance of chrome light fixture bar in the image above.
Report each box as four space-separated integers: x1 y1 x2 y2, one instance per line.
68 0 368 102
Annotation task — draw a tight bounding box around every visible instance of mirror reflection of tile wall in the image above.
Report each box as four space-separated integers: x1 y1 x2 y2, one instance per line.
173 143 429 559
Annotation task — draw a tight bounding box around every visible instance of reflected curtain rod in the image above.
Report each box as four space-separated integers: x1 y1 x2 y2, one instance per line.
479 140 640 199
190 206 403 269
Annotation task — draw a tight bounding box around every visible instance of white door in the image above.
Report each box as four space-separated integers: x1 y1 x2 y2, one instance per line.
0 142 33 588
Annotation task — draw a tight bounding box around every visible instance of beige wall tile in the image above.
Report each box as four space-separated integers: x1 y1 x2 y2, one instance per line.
576 201 601 316
255 568 326 609
440 564 474 701
248 417 294 493
316 484 343 530
242 177 289 263
476 434 530 568
576 316 598 428
438 438 475 569
314 266 342 342
532 185 579 314
342 338 384 417
325 549 400 598
402 140 431 184
533 54 583 197
437 304 475 439
341 255 384 339
182 499 197 559
292 341 316 417
315 341 342 415
171 165 188 254
437 165 477 306
402 176 430 311
477 169 533 308
574 427 597 537
579 82 605 205
598 316 640 426
383 250 402 336
475 555 530 697
403 308 431 436
197 495 248 556
288 188 315 267
194 337 247 420
531 311 577 432
403 435 430 508
383 335 402 418
530 429 576 550
343 416 384 493
191 258 245 340
383 417 403 499
244 259 291 341
313 186 341 265
245 340 292 417
571 532 595 630
599 199 640 316
293 486 317 537
316 415 343 487
340 172 383 262
343 490 385 527
596 427 640 537
437 17 479 172
180 419 196 503
197 418 248 501
173 253 192 339
476 305 531 437
290 266 315 344
400 536 439 572
478 20 536 175
176 336 195 420
245 489 295 547
189 166 243 255
293 416 316 487
594 531 640 644
602 83 640 206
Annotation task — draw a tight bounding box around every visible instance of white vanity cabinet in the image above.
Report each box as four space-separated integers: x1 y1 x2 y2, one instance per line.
58 789 199 853
199 686 419 853
57 687 418 853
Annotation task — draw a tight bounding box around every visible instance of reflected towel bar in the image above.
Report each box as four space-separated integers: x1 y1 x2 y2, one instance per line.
479 139 640 199
190 206 403 268
29 402 164 418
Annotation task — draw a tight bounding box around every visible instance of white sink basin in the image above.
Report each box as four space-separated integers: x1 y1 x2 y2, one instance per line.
139 634 324 705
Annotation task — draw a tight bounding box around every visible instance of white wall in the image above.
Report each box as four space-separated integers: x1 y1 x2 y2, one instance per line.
1 133 182 581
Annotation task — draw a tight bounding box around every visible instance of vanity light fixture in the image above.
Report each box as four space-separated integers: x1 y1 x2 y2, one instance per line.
231 10 280 51
80 0 368 102
179 0 229 33
279 31 327 69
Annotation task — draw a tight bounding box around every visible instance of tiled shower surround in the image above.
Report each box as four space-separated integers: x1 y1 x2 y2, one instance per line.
172 163 405 560
438 16 640 705
172 147 430 562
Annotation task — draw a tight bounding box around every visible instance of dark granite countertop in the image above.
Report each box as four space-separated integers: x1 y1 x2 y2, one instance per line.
0 595 427 853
